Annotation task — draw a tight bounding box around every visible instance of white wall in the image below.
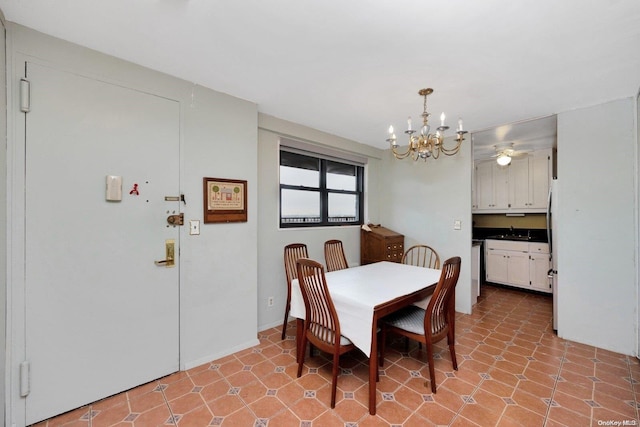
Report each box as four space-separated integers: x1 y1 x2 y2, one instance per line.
257 114 384 331
5 24 258 424
379 137 474 314
0 12 7 426
179 84 259 368
557 97 637 355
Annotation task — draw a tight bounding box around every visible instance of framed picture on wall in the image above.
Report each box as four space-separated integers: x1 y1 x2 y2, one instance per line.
203 177 248 223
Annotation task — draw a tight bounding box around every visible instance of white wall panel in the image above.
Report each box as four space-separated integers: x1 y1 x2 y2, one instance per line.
557 97 637 355
379 137 474 315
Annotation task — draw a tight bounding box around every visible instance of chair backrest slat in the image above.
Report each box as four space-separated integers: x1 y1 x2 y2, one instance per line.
324 240 349 272
284 243 309 285
297 258 342 347
402 245 441 269
425 256 461 338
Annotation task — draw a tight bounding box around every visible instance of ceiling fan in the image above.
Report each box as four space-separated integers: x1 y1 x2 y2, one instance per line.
491 143 529 166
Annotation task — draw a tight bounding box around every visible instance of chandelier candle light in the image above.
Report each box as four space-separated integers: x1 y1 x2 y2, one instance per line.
387 88 467 161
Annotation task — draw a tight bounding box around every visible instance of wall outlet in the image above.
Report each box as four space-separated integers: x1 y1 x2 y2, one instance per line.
453 219 461 230
267 297 274 307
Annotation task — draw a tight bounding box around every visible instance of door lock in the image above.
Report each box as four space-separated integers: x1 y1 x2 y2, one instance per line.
167 213 184 226
155 239 175 267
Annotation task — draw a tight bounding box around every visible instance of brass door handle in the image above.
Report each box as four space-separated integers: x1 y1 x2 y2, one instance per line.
155 239 175 267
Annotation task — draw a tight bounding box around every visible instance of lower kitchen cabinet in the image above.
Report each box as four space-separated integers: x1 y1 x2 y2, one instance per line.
485 239 551 293
486 246 529 287
529 243 552 292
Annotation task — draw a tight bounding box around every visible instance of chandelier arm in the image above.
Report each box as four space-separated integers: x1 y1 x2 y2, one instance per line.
439 138 464 155
391 146 414 159
392 149 411 160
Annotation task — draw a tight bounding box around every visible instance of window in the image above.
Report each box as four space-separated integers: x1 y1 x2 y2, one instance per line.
280 146 364 228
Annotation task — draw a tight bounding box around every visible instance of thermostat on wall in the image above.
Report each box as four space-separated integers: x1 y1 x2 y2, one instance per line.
106 175 122 201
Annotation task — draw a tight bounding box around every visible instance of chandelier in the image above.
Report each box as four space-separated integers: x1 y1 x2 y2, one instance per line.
387 88 467 161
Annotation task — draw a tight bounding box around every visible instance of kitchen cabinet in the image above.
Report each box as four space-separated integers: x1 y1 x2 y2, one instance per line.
529 149 552 209
473 148 553 213
485 240 528 287
508 157 530 209
485 239 551 293
360 226 404 265
529 243 552 292
474 161 509 210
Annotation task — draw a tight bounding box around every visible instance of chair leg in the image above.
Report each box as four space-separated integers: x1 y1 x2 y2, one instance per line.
297 334 307 378
330 352 340 408
379 327 386 367
281 302 290 340
448 330 458 370
426 343 437 393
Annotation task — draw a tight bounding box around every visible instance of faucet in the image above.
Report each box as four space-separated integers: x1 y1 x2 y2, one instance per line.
510 226 514 235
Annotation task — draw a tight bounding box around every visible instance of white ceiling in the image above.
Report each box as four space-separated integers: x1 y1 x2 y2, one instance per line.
1 1 639 156
472 114 557 160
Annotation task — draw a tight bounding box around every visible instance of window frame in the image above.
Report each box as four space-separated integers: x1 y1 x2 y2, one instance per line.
279 147 365 229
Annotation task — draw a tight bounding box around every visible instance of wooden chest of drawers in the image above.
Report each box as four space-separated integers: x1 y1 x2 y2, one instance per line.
360 226 404 265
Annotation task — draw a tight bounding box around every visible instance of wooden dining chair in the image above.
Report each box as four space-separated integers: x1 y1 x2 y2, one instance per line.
402 245 442 350
402 244 441 269
282 243 309 340
296 258 356 408
380 256 461 393
324 239 349 272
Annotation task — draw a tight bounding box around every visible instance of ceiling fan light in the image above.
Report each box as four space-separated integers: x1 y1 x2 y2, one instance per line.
496 154 512 166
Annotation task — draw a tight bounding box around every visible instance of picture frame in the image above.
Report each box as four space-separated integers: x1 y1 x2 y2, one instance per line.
203 177 248 223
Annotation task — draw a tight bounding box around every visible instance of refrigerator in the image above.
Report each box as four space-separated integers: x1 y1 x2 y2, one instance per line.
546 178 558 330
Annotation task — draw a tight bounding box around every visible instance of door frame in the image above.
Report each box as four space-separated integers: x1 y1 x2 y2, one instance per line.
5 52 186 427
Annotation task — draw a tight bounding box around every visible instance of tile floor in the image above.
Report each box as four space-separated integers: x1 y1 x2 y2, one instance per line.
34 284 639 426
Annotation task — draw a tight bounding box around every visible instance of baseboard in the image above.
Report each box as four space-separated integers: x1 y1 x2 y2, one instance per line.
182 338 260 370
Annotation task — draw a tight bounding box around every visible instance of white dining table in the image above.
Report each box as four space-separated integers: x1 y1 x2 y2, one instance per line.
290 261 441 415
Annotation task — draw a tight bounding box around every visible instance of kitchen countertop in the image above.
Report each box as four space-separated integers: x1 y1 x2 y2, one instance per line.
473 227 548 243
484 234 548 243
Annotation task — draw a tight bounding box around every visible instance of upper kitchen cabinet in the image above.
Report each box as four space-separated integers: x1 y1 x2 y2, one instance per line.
472 115 557 213
528 149 553 209
474 160 509 210
473 148 553 213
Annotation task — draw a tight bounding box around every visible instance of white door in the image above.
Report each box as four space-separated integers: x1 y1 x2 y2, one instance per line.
509 157 530 209
475 161 494 209
24 62 180 424
506 251 529 287
492 163 510 209
486 249 508 283
530 253 552 292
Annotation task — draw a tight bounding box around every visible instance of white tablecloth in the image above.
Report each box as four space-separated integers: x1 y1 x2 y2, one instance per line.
290 261 441 357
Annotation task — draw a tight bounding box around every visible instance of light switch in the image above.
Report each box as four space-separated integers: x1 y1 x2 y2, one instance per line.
453 220 461 230
189 220 200 235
